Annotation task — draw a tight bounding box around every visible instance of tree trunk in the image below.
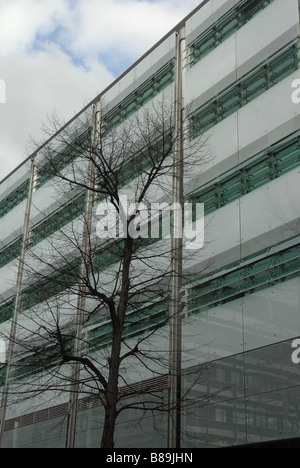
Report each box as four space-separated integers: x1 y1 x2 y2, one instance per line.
100 327 123 448
101 406 117 448
100 238 133 448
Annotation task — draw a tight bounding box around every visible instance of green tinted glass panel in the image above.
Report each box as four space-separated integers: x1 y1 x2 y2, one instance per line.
87 300 169 353
188 242 300 315
189 131 300 214
0 298 15 324
0 367 6 386
189 0 275 66
190 40 300 138
36 129 91 188
0 179 30 220
103 60 175 132
29 192 86 246
0 237 22 268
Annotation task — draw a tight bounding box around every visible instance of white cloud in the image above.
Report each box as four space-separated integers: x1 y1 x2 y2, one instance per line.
0 0 202 181
63 0 200 61
0 44 113 179
0 0 68 56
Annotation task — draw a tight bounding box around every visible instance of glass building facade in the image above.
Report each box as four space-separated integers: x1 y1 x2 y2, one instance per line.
0 0 300 448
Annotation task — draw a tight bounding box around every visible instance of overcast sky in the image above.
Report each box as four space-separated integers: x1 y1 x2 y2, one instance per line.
0 0 202 182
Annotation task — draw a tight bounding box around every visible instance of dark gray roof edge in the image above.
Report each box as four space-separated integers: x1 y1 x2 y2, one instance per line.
0 0 210 186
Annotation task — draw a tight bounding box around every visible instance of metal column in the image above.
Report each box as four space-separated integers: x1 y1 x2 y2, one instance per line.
168 25 186 449
65 100 101 448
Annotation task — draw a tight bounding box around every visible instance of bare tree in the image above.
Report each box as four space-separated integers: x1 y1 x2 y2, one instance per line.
0 92 215 448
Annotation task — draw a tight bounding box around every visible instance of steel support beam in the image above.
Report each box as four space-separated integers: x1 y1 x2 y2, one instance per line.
65 100 100 448
168 25 186 450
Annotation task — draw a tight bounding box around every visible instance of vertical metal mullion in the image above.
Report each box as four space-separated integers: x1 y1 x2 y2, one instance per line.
0 155 37 448
65 100 100 449
168 25 185 450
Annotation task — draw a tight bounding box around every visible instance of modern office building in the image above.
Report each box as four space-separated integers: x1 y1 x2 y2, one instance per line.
0 0 300 448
